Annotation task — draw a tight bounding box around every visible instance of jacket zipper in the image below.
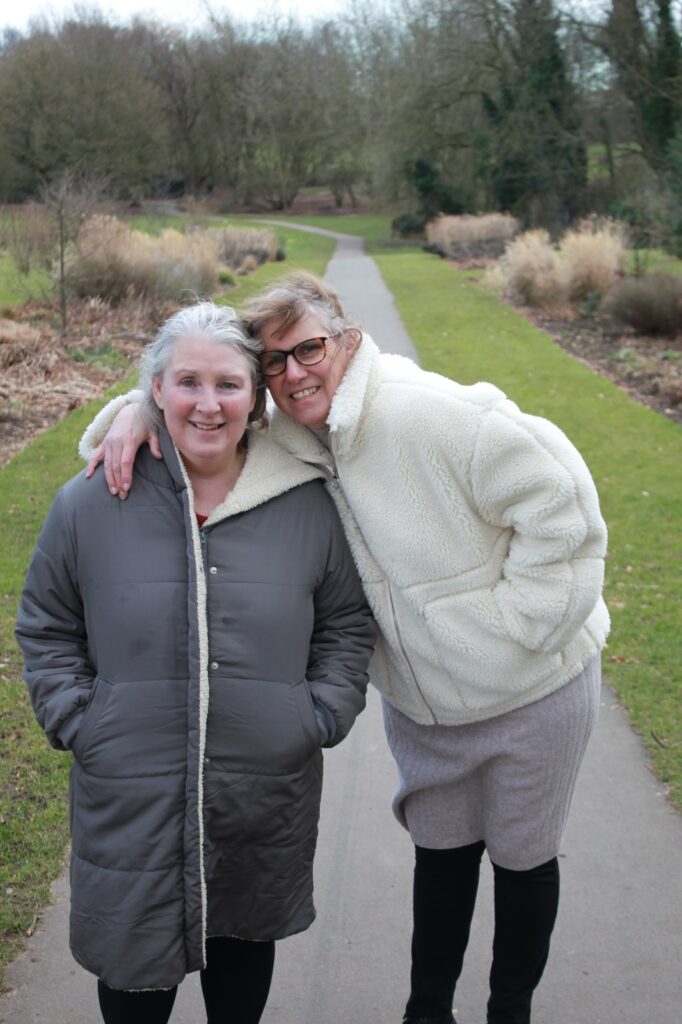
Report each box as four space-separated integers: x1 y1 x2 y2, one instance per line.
189 505 209 964
385 581 437 724
326 434 436 723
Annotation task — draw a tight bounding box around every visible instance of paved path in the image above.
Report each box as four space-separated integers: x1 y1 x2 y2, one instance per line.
2 229 680 1024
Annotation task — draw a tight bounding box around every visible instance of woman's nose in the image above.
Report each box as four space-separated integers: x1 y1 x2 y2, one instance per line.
284 355 307 382
195 387 221 412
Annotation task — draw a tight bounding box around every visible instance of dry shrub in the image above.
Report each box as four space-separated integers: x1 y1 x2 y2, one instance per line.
178 195 210 218
604 273 682 336
209 226 280 270
560 219 627 300
0 203 56 274
237 254 259 276
426 213 520 260
481 262 508 295
0 318 61 377
500 230 567 309
0 317 39 345
0 318 42 368
68 216 219 302
146 228 219 299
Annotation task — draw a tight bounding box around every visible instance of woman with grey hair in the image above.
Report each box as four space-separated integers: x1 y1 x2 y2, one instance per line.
81 273 609 1024
16 301 375 1024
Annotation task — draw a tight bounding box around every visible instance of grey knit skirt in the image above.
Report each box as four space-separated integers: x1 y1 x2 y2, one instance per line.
382 658 601 871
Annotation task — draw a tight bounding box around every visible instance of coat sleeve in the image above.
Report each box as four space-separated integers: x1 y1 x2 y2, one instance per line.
468 399 608 654
15 489 95 751
306 502 375 747
78 388 145 461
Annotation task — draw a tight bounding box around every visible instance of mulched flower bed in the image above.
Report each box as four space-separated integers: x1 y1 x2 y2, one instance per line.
0 298 176 468
523 308 682 425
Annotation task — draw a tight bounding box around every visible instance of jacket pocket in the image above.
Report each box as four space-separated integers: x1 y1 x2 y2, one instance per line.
296 678 326 746
422 591 561 710
71 677 112 762
75 678 189 777
206 677 320 774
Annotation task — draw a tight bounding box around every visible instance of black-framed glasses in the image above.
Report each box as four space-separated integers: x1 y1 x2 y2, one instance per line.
260 336 338 377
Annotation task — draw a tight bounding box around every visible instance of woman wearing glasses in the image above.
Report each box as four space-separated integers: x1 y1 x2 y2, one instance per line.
16 301 374 1024
81 272 609 1024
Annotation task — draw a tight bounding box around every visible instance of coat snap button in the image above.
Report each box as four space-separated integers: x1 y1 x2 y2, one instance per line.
209 566 217 574
210 661 219 670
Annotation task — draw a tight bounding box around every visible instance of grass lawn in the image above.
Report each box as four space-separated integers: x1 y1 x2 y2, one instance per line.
0 252 51 307
586 142 644 182
0 384 134 986
233 212 409 257
222 224 334 304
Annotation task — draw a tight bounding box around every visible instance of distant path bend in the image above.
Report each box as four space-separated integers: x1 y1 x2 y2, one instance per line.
261 219 419 360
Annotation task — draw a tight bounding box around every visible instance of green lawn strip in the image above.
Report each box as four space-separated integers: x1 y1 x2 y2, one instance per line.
125 212 203 234
219 224 334 306
374 250 682 807
0 252 51 308
230 212 413 257
0 379 135 987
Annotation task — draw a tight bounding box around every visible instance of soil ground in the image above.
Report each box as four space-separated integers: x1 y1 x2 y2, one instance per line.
523 306 682 424
0 298 175 469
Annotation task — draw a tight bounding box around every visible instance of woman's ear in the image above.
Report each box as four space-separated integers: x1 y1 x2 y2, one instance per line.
151 377 163 411
347 328 362 353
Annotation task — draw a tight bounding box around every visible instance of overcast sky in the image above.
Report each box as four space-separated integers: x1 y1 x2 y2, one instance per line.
1 0 351 34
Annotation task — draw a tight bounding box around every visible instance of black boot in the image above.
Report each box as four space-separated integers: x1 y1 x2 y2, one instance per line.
404 842 483 1023
487 858 560 1024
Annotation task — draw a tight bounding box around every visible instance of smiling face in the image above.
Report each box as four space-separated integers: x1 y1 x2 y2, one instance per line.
260 312 355 428
152 335 256 473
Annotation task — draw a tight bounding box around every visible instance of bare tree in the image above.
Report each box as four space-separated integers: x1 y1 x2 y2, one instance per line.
40 170 108 332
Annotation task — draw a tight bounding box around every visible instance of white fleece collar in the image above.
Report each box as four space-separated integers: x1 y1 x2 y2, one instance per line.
202 430 324 526
326 333 379 453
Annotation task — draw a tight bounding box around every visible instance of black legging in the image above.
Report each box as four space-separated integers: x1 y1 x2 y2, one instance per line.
405 842 559 1024
97 935 276 1024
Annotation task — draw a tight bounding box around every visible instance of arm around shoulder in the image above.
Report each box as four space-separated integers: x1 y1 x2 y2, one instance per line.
79 389 159 496
78 389 146 462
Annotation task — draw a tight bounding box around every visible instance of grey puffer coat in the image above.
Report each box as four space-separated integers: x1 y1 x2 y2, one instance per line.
16 428 374 992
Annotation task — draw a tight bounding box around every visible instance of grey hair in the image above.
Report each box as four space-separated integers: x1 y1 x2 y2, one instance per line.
139 302 268 431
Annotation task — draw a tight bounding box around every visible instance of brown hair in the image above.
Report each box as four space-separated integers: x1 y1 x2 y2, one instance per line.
240 270 361 349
